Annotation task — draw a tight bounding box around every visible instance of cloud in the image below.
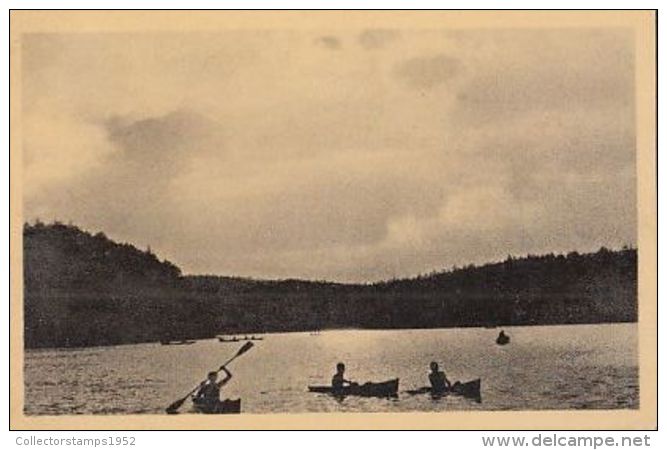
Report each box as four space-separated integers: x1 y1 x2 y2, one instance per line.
168 149 456 255
316 36 341 50
104 109 224 174
358 29 399 50
393 54 461 89
22 112 117 199
452 29 634 125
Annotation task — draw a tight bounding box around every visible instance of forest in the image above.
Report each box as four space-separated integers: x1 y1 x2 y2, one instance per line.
23 222 637 348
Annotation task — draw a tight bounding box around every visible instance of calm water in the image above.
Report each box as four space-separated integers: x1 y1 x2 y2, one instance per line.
24 323 638 415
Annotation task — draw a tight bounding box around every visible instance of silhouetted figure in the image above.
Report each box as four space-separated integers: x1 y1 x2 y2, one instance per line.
428 361 452 394
331 363 353 392
193 368 232 413
496 330 510 345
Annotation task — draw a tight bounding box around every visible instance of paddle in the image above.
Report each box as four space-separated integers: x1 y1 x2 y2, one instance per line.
165 341 254 414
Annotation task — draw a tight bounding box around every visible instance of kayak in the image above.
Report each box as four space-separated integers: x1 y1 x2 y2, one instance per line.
308 378 399 397
191 398 241 414
406 378 481 401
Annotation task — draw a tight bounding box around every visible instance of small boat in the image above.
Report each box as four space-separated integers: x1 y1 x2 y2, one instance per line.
406 378 481 401
218 335 263 342
161 340 196 346
308 378 399 398
191 398 241 414
496 331 510 345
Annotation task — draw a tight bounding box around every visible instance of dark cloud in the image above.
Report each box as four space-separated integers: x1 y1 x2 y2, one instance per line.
104 109 224 174
452 29 634 126
316 36 341 50
358 29 399 50
107 110 217 156
394 54 461 89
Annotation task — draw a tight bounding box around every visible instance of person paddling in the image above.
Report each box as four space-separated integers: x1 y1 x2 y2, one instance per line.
428 361 452 394
193 367 232 412
331 363 354 392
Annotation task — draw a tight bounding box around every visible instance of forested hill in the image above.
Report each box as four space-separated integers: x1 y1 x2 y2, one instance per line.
23 222 637 348
24 222 181 292
24 222 184 348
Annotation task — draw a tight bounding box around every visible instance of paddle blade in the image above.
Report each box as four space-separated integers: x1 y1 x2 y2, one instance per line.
236 341 254 356
165 396 187 414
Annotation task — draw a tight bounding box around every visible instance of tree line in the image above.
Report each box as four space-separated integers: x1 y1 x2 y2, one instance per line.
23 222 637 348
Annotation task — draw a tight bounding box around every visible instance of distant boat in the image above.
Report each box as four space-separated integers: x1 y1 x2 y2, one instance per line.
496 331 510 346
218 335 263 343
161 339 196 346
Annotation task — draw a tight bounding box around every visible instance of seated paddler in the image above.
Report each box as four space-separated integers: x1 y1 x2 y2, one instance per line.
331 362 354 392
193 367 232 411
428 361 452 394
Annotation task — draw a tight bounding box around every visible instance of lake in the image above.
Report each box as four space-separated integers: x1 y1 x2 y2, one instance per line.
23 323 638 415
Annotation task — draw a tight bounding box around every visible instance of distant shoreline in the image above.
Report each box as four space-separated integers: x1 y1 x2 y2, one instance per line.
24 320 638 352
23 222 637 350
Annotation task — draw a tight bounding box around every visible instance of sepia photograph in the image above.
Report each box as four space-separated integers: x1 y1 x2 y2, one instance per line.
9 10 656 430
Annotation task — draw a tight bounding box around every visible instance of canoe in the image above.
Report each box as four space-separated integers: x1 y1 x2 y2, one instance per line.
406 378 481 401
192 398 241 414
308 378 399 397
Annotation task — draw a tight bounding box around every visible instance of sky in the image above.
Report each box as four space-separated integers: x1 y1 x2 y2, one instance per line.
21 28 637 282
